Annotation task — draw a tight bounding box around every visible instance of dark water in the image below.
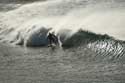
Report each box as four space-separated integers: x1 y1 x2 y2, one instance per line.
0 40 125 83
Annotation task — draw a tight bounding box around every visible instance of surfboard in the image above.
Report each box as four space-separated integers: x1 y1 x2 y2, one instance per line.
48 43 57 48
47 44 58 50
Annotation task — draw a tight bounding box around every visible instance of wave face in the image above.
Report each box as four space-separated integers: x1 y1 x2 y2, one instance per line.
61 30 125 61
0 0 125 61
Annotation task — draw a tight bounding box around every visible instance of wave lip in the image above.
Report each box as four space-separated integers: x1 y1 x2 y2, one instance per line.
62 29 111 48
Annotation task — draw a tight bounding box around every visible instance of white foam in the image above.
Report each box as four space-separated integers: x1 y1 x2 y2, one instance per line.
0 0 125 46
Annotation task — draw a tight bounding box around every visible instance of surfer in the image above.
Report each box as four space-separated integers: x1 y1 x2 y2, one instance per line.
47 32 58 46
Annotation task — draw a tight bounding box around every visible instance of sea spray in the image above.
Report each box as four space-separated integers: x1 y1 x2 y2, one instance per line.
0 0 125 46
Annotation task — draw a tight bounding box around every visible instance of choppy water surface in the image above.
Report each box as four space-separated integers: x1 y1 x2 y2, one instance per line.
0 43 125 83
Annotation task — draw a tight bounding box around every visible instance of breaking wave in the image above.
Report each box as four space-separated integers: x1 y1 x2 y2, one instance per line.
0 24 125 61
0 24 51 46
62 29 125 61
0 0 125 61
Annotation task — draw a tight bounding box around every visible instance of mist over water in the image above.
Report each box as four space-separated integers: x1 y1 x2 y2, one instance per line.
0 0 125 42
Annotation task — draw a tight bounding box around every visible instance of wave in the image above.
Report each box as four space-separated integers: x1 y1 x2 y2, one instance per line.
1 25 125 61
0 0 125 62
61 29 125 60
62 29 113 47
0 20 125 62
0 24 51 46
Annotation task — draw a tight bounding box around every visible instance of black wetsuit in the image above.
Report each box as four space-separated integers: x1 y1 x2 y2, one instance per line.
47 33 58 45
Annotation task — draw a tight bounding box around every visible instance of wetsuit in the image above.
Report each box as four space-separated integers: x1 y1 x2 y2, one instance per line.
47 33 58 45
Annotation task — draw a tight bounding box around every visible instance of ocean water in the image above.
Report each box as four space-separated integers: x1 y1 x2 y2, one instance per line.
0 0 125 83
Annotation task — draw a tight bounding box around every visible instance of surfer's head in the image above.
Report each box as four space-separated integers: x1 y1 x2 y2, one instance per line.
48 32 52 35
48 31 55 36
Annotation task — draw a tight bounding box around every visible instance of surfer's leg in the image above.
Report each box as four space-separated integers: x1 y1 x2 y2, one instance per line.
48 38 52 45
50 39 52 45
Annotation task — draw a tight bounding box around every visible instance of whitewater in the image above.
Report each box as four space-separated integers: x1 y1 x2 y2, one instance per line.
0 0 125 83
